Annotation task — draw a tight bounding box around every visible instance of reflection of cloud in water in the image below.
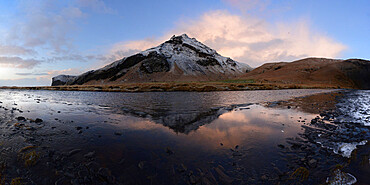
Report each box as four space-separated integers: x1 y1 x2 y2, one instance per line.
219 111 251 122
188 106 302 149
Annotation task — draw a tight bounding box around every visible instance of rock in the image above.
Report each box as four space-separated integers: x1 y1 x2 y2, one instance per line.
308 159 317 168
118 158 125 164
98 168 115 183
166 147 174 155
86 162 99 172
16 116 26 121
64 172 75 178
70 179 80 185
138 161 145 169
177 163 187 173
35 118 43 123
55 177 66 185
214 165 233 184
261 175 268 181
201 176 214 185
189 175 197 184
84 151 95 158
68 149 82 157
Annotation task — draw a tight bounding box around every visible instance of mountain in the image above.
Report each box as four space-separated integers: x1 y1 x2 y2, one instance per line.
239 58 370 89
51 75 77 86
52 34 252 86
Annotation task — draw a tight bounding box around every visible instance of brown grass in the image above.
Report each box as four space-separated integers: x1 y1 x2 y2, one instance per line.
0 81 339 93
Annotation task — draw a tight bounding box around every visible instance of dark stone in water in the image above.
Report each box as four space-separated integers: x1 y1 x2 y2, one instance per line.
35 118 43 123
166 147 174 155
16 116 26 121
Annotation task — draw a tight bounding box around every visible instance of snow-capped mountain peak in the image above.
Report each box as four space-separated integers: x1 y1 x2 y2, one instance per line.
52 34 253 85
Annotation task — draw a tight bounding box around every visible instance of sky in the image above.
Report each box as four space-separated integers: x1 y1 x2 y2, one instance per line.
0 0 369 86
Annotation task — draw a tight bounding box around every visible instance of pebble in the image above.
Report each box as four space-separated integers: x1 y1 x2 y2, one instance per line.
35 118 43 123
16 116 26 121
68 149 82 157
84 151 95 158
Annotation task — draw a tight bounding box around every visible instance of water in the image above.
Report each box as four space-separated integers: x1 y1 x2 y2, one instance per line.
0 89 368 184
336 90 370 126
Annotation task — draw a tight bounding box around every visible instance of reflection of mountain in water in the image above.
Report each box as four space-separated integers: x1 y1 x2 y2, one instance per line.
89 90 331 134
120 104 252 134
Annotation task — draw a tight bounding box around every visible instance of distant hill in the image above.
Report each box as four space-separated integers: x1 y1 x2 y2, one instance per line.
239 58 370 89
52 34 252 86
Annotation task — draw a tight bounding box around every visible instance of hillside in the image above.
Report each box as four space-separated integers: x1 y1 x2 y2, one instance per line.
239 58 370 89
52 34 252 86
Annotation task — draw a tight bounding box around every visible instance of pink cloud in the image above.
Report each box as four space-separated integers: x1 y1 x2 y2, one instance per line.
107 10 346 67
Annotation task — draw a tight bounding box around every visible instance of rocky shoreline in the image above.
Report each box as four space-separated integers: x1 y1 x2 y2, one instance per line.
267 90 369 184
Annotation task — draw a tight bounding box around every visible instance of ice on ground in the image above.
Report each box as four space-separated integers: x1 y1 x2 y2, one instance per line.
336 90 370 126
316 140 367 158
326 169 357 185
333 140 367 158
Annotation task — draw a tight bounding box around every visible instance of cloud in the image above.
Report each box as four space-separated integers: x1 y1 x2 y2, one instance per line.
0 0 116 74
4 0 115 56
76 0 116 14
15 72 48 76
7 68 84 86
0 45 37 55
5 3 84 54
108 39 160 61
0 56 41 69
46 68 83 76
223 0 270 12
45 54 105 63
108 10 346 67
0 78 50 87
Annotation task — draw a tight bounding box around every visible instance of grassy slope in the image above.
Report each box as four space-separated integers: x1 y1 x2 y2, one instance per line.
238 58 370 89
